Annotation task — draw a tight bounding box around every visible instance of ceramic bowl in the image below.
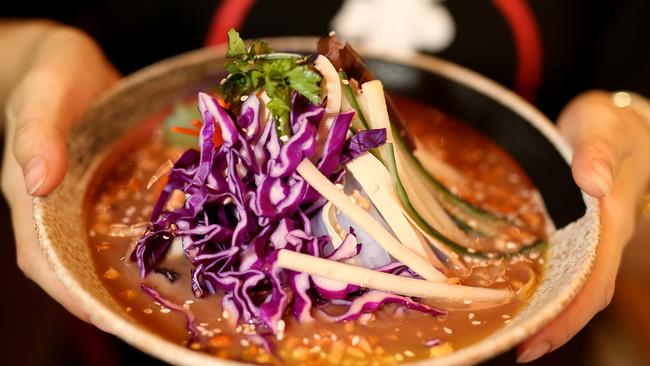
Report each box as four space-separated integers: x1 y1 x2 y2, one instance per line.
34 37 599 366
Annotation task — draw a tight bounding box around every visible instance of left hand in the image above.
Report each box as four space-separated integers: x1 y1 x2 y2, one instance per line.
516 90 650 362
1 23 119 326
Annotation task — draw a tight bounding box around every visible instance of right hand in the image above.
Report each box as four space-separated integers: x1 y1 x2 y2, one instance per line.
1 23 120 325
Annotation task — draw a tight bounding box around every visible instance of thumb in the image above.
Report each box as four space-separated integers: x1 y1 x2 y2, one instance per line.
8 73 71 196
558 91 632 198
5 27 119 196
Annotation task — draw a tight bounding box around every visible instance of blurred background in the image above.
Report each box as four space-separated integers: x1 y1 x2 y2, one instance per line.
2 0 649 365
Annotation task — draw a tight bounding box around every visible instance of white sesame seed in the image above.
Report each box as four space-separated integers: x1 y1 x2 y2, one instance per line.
160 308 171 314
395 353 404 362
125 205 136 217
310 345 322 353
240 95 249 102
468 313 475 320
351 335 360 346
443 327 453 334
404 350 415 357
222 310 230 319
471 321 481 325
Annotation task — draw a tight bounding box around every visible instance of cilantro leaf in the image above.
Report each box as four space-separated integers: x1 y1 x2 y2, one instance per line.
226 29 246 58
220 29 322 138
286 66 323 105
267 97 291 118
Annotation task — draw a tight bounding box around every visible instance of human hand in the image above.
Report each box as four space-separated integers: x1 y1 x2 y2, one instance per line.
516 90 650 362
1 23 119 324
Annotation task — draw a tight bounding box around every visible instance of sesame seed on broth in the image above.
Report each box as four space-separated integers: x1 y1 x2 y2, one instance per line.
86 97 546 365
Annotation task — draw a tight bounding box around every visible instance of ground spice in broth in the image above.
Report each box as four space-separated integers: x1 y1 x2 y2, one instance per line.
86 96 547 365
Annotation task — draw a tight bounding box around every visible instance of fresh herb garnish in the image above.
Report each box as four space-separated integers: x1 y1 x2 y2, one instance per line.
220 29 322 138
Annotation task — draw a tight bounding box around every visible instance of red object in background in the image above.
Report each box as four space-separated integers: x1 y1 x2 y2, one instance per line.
492 0 543 102
205 0 256 46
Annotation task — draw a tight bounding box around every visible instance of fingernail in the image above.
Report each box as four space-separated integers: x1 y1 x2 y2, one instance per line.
24 156 48 195
517 342 550 363
591 158 613 196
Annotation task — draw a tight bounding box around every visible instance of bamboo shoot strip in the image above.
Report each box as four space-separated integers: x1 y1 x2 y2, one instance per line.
296 159 446 282
276 249 512 307
313 55 342 158
346 153 445 269
321 202 360 266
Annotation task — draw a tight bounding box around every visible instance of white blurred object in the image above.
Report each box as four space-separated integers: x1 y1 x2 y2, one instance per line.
331 0 456 55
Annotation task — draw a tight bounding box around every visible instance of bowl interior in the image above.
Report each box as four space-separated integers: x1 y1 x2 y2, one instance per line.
34 38 598 366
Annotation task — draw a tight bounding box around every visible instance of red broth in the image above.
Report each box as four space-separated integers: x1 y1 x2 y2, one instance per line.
86 96 547 365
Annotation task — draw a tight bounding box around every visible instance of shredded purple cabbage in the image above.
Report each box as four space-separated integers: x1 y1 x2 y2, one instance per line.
140 284 198 337
132 91 441 339
423 338 442 347
318 290 445 322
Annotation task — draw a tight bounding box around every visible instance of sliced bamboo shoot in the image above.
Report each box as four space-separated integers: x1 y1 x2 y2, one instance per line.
321 202 360 266
361 80 394 139
321 202 344 243
361 81 483 241
346 153 445 270
359 80 472 270
296 159 446 282
276 249 512 309
313 55 342 158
